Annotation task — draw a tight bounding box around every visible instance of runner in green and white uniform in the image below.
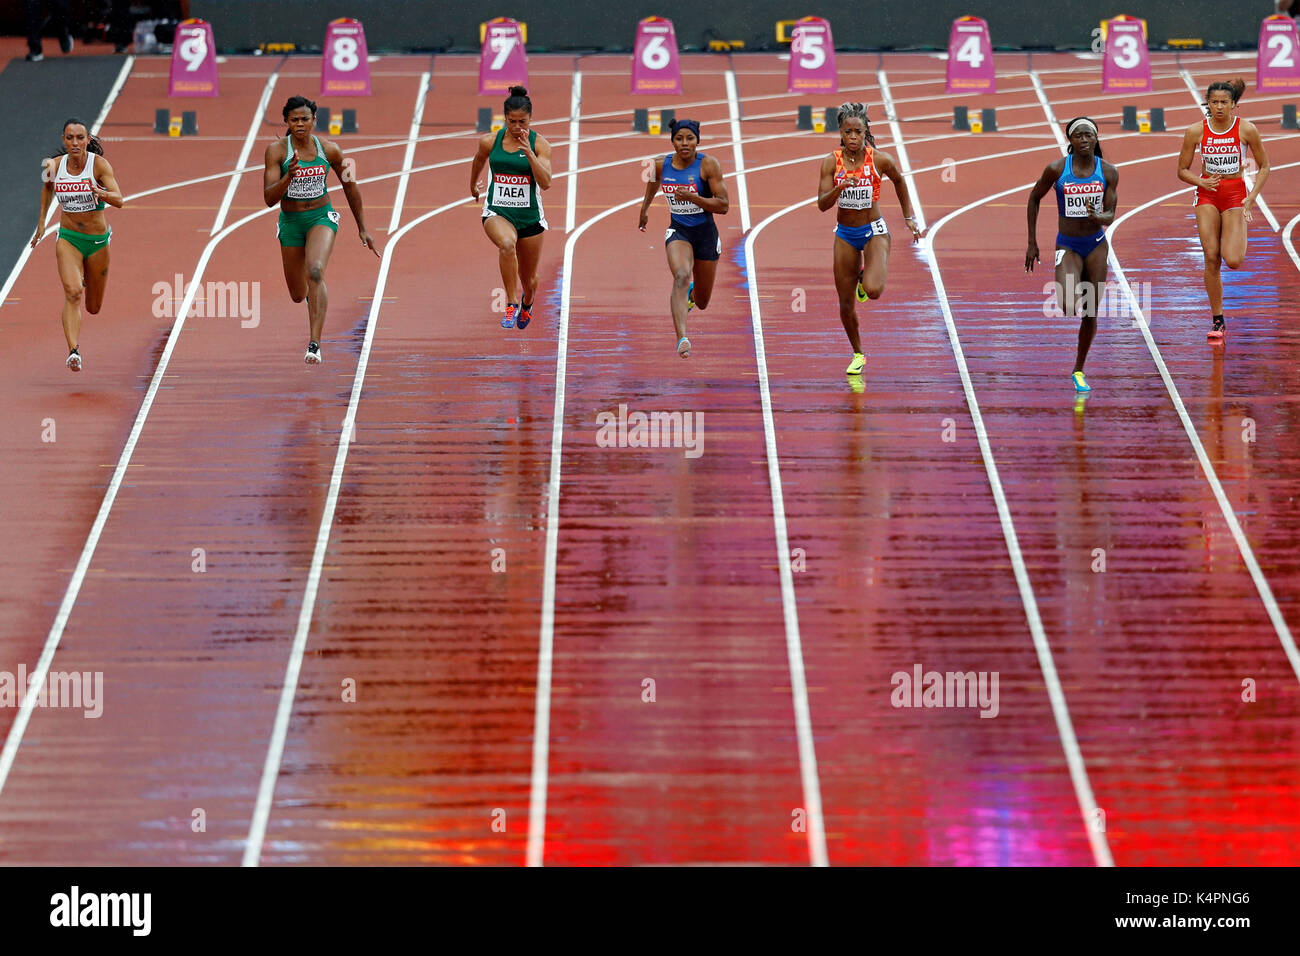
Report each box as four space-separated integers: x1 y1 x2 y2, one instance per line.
32 118 124 372
264 95 379 364
469 85 553 330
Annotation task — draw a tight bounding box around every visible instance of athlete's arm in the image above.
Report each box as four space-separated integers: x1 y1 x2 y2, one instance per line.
816 153 847 211
326 141 379 258
1084 162 1119 228
875 150 925 241
516 129 552 189
691 156 729 216
90 156 124 208
32 160 55 247
1241 120 1270 210
1025 159 1060 272
637 156 663 231
263 140 296 207
470 133 493 200
1177 123 1218 190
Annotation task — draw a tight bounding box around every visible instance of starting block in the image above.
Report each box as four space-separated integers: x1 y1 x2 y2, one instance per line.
315 106 357 135
475 108 506 133
1121 105 1165 132
1282 104 1298 130
952 107 995 132
797 105 837 133
634 108 675 134
154 108 198 136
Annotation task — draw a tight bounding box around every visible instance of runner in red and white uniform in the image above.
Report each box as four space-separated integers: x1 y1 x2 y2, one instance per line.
31 118 124 372
1176 78 1270 341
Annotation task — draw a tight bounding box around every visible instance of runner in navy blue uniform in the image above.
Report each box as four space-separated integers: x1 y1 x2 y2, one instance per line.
637 118 729 357
1025 117 1119 392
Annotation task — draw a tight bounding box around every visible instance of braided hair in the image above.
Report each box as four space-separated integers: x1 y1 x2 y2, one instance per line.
836 102 876 149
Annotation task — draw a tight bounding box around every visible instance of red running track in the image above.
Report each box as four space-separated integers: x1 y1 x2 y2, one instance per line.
0 52 1296 866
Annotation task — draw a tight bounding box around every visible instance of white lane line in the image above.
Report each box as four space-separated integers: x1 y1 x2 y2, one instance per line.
877 68 926 232
742 201 828 867
1285 213 1300 273
899 68 1115 867
242 74 432 866
210 70 279 235
566 71 581 233
0 55 134 309
525 195 644 868
0 84 289 802
1179 69 1279 232
387 74 430 234
1103 170 1300 683
725 70 752 232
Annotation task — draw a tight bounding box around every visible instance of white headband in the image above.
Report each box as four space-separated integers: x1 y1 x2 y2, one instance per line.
1067 118 1098 137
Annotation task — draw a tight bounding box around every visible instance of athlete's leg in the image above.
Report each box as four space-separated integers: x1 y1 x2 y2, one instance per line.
484 216 522 302
55 238 85 351
1195 204 1223 315
515 230 545 306
82 243 110 315
689 258 718 310
1219 207 1247 270
1055 246 1089 372
1074 240 1109 373
666 239 695 342
860 231 892 300
281 245 307 303
833 236 864 354
303 224 337 344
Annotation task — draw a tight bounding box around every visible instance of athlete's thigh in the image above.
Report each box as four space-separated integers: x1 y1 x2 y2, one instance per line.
483 214 519 250
515 230 545 276
281 244 307 297
304 224 337 271
832 236 861 300
862 231 892 287
1195 204 1222 261
665 235 695 276
1054 246 1084 312
82 244 111 309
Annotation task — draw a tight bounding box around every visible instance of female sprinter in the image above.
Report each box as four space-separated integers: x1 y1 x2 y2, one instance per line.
470 86 552 331
817 103 924 377
264 95 379 364
1176 78 1269 341
1025 117 1118 392
636 118 729 358
32 118 124 372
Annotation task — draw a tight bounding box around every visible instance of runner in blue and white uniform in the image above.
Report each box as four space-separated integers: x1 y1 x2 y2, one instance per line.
1025 116 1119 393
637 118 729 358
31 118 124 372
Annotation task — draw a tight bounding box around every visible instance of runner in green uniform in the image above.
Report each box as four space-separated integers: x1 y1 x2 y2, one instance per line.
264 95 379 364
31 118 124 372
469 85 553 330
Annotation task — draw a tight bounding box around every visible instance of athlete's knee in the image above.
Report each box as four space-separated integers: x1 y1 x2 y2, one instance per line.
693 291 711 310
864 280 885 300
63 284 83 305
497 236 517 257
1203 257 1221 275
290 290 306 303
1223 253 1244 270
85 299 102 315
307 263 324 283
672 267 692 286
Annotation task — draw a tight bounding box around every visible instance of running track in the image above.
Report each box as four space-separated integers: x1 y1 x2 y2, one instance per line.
0 52 1297 865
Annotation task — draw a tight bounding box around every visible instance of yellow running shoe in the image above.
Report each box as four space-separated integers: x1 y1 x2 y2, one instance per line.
1072 370 1091 392
856 268 867 303
846 352 866 375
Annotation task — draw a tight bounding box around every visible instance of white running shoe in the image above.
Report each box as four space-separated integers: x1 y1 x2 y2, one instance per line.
305 341 322 364
66 350 82 372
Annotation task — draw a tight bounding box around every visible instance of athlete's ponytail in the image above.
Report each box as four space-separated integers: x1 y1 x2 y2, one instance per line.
504 85 532 115
836 102 876 149
53 118 104 158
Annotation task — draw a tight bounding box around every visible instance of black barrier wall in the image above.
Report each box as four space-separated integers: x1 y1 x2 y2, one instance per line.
191 1 1264 53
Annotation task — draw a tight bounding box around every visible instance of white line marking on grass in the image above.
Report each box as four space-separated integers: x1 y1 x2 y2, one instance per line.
743 199 828 867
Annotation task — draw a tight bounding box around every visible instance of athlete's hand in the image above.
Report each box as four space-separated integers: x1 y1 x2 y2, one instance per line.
672 185 697 201
512 127 532 153
1084 197 1104 225
1025 242 1040 272
1242 196 1254 224
284 152 299 180
1201 172 1221 191
359 228 380 258
908 221 927 243
29 228 41 249
637 208 649 231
